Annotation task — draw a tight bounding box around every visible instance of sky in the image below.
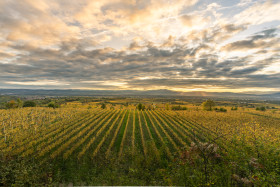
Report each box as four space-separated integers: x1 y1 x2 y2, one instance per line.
0 0 279 93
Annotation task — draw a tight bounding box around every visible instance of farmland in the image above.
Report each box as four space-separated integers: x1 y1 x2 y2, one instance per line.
1 99 280 186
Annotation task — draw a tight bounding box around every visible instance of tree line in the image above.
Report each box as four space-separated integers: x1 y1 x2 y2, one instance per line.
5 99 60 109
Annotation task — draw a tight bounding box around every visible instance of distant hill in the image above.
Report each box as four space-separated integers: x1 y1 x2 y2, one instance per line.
0 89 279 100
262 92 280 99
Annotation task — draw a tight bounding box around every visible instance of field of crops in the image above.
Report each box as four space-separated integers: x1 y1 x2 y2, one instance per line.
1 108 205 160
1 107 280 186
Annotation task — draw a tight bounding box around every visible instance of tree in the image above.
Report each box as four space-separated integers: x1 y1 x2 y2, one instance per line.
171 105 187 110
48 102 60 109
101 103 106 109
137 103 142 110
137 103 145 110
259 106 266 111
202 100 215 111
6 100 17 109
219 108 227 112
17 98 23 108
23 101 36 107
165 103 170 110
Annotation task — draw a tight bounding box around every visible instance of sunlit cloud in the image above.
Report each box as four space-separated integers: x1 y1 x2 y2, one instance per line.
234 0 280 25
0 0 279 93
6 80 70 86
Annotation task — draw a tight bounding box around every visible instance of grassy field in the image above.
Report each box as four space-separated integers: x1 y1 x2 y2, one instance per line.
1 102 280 186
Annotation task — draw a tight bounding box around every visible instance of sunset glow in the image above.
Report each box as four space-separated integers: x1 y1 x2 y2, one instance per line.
0 0 279 93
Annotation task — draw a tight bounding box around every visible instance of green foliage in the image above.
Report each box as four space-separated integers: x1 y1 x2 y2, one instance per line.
231 106 238 110
256 106 266 111
260 106 266 111
6 98 24 109
17 98 23 108
165 104 169 110
2 138 277 186
137 103 145 110
6 100 17 109
215 107 227 112
202 100 215 111
0 156 51 186
23 101 36 107
147 105 153 110
171 105 187 110
48 101 60 108
101 103 106 109
1 101 280 186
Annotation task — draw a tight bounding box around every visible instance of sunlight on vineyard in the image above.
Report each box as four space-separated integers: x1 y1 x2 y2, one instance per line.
1 104 280 186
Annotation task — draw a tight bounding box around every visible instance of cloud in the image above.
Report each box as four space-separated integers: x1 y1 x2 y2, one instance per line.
222 28 279 51
125 73 280 90
0 0 279 92
0 0 82 49
237 0 253 7
180 14 210 29
74 0 198 35
180 15 194 27
6 80 70 86
234 0 280 25
1 27 279 91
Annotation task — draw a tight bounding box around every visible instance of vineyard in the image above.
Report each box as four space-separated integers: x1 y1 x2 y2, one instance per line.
1 106 280 186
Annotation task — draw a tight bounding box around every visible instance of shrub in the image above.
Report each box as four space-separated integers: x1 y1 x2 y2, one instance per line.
202 100 215 111
6 100 17 109
137 103 145 110
215 107 227 112
101 103 106 109
260 106 266 111
171 105 187 110
23 101 36 107
256 107 266 111
219 108 227 112
48 102 60 109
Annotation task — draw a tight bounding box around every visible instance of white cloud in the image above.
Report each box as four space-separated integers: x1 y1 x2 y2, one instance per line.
234 0 280 25
6 80 70 86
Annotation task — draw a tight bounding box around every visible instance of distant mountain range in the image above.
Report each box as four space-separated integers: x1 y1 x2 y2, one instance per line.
0 89 279 100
